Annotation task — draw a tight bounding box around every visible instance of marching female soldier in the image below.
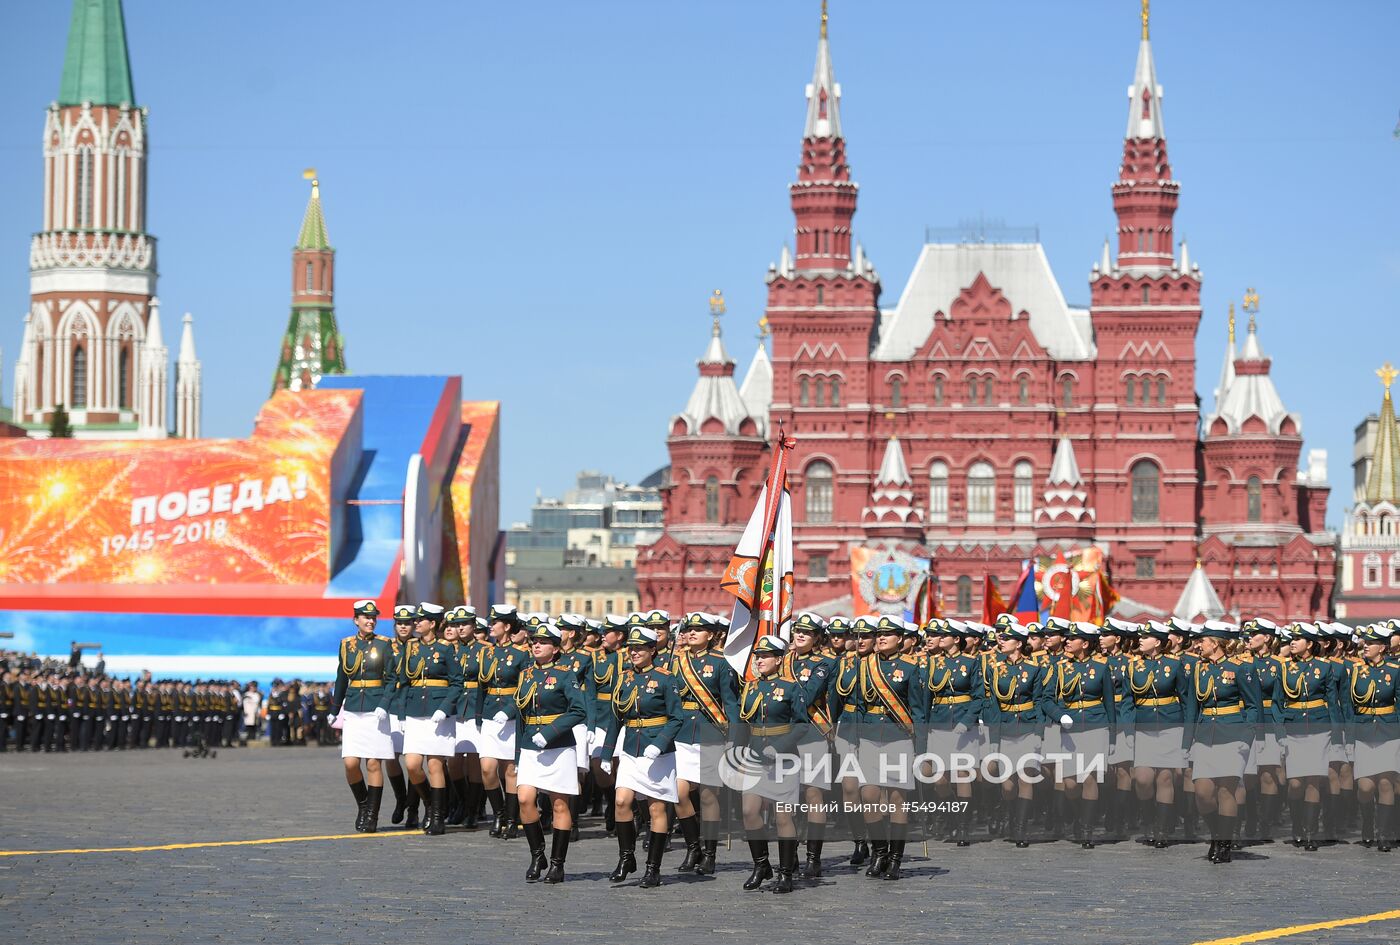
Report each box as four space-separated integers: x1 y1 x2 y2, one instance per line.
1188 621 1263 864
925 619 985 846
448 606 486 828
1242 618 1284 842
478 604 528 838
831 616 873 866
397 603 464 836
986 622 1043 847
785 612 839 877
1128 620 1189 848
1346 626 1400 851
1040 623 1116 849
1100 619 1137 840
832 615 926 880
555 614 595 840
604 622 683 888
1272 623 1342 851
329 600 397 832
590 614 629 836
515 621 588 883
671 612 739 874
384 605 416 827
737 635 809 893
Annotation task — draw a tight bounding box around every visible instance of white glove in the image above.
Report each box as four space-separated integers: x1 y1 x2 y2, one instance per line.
492 711 509 723
586 729 598 749
600 760 613 775
430 710 447 724
977 718 986 727
1059 714 1074 730
952 722 968 735
761 745 778 761
642 744 662 761
373 707 388 722
531 732 547 749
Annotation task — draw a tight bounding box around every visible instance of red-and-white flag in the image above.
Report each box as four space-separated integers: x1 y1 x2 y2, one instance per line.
720 430 795 676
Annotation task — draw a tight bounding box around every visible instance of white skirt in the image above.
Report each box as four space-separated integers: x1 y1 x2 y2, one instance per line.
589 725 611 760
997 732 1042 773
454 717 479 754
927 726 983 763
1283 731 1332 780
797 738 832 789
390 713 405 755
340 710 396 760
1191 739 1249 781
1108 731 1135 766
1059 727 1110 780
675 740 723 787
477 717 517 761
402 715 457 756
1354 734 1400 779
857 737 915 790
1133 727 1186 769
615 748 679 802
1247 732 1283 772
1042 723 1064 756
1325 738 1350 765
518 746 582 795
745 755 802 804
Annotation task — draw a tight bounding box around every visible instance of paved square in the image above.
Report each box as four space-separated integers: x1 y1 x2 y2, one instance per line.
0 746 1395 944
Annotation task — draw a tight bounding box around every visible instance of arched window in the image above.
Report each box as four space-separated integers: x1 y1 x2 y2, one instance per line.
1013 460 1033 524
805 461 833 524
1364 553 1382 588
118 347 131 409
1017 376 1029 405
816 286 824 305
305 261 315 292
968 378 979 403
1390 552 1400 587
799 376 809 406
929 461 949 524
1130 460 1160 523
704 476 720 523
956 575 973 614
983 378 994 405
77 146 94 228
829 377 840 406
814 377 826 406
1246 476 1262 523
1140 377 1150 405
1156 377 1167 405
1141 285 1150 305
933 376 945 405
890 377 902 407
1124 376 1135 405
1061 376 1074 407
71 346 87 408
968 461 995 525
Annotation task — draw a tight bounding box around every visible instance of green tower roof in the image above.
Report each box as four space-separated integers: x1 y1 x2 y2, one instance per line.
297 177 331 250
59 0 136 107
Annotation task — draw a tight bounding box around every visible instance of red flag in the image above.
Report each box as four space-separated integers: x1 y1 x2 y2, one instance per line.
1045 550 1073 620
912 574 934 625
981 574 1009 625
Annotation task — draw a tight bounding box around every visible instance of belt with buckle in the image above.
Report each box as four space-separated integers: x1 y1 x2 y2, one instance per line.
411 680 449 688
1066 699 1103 710
524 713 562 726
751 724 792 737
1358 705 1396 716
1135 696 1177 707
626 716 668 728
1286 698 1327 710
1201 703 1242 717
934 695 972 705
348 680 383 688
1001 701 1034 713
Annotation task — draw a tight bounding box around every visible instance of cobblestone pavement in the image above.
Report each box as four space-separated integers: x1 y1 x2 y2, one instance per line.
0 746 1396 945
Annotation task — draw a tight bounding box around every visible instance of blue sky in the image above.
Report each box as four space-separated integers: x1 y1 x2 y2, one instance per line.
1 1 1396 528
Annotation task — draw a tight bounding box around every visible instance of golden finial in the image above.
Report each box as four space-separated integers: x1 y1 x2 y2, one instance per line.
757 315 770 339
1379 362 1399 401
821 0 829 40
302 167 319 199
1141 0 1150 41
709 289 725 336
1227 302 1235 345
1242 287 1259 333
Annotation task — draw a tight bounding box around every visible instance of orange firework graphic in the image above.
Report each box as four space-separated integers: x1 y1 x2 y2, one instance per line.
0 390 361 587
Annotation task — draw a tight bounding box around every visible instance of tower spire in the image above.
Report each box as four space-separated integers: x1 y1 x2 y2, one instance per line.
792 2 856 272
274 171 346 393
1111 5 1176 271
1141 0 1150 41
60 0 135 106
1367 362 1400 504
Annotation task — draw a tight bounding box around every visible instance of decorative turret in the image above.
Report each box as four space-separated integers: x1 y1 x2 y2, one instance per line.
1174 560 1226 621
1365 362 1400 504
175 312 201 438
138 298 167 435
738 319 773 439
862 435 924 539
1205 293 1299 438
272 170 346 393
1036 437 1096 538
671 291 757 437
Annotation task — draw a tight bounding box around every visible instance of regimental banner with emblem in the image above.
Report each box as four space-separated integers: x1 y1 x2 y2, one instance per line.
721 429 795 676
850 544 932 618
1036 546 1118 625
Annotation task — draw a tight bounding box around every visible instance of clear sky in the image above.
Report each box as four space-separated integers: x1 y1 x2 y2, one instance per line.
1 1 1396 529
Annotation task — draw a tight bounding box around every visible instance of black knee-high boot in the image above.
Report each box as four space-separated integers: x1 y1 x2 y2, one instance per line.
609 819 638 882
571 793 585 841
956 797 973 847
363 784 383 833
448 777 469 825
1213 814 1236 863
503 792 520 839
772 837 798 893
848 810 870 865
743 829 772 890
1302 800 1320 851
388 770 409 825
697 819 719 875
1013 796 1032 848
1289 795 1304 845
883 822 907 880
864 819 889 877
1361 798 1376 846
1378 803 1394 853
524 821 547 881
545 825 570 883
803 820 825 878
462 781 482 829
425 785 447 836
639 830 667 888
1153 801 1173 848
676 814 702 872
349 779 369 832
1258 793 1276 842
487 786 507 837
407 779 427 830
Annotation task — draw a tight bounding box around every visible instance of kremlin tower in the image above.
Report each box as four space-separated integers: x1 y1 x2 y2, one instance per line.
637 3 1336 623
11 0 200 438
272 172 346 393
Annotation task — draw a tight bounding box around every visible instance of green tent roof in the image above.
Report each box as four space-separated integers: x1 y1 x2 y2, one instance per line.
59 0 135 107
297 181 331 250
